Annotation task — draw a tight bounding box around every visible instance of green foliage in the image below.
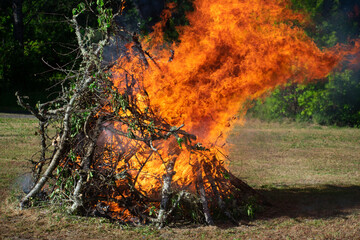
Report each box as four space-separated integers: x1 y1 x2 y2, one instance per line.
0 0 195 111
163 0 194 43
72 2 86 16
70 111 90 138
249 70 360 127
50 165 76 201
0 0 79 110
239 196 262 220
249 83 301 121
249 1 360 127
149 205 157 216
290 0 325 18
95 0 113 32
320 70 360 126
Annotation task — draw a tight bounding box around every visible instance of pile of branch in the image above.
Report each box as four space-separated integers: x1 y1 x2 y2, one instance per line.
17 2 265 227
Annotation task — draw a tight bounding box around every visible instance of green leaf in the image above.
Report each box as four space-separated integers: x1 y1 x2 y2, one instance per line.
97 0 104 7
89 82 97 91
78 3 85 11
176 137 183 149
222 171 230 179
56 166 62 175
149 206 156 216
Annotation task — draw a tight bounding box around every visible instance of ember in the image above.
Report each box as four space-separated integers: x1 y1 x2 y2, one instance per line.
18 0 360 227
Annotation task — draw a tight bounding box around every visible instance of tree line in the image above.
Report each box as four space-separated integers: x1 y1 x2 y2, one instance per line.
0 0 79 111
248 0 360 127
0 0 171 111
1 0 359 127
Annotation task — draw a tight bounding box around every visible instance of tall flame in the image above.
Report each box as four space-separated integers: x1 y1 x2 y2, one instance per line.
106 0 360 219
129 0 358 143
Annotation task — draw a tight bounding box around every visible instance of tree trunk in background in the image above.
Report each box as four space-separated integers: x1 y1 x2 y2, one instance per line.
12 0 24 55
11 0 25 91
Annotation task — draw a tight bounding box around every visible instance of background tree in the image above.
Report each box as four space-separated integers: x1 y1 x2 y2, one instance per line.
1 0 189 112
0 0 79 111
248 0 360 127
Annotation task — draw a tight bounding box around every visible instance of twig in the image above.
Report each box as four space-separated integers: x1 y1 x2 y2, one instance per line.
69 116 103 213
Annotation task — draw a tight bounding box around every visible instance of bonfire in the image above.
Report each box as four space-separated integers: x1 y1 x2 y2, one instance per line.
17 0 360 227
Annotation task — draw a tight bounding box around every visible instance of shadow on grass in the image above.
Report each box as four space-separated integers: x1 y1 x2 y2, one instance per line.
257 185 360 219
169 185 360 229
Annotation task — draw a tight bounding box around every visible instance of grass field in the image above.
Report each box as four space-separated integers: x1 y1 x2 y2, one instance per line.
0 115 359 239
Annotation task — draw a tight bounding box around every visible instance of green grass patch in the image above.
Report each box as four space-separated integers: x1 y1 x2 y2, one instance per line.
1 116 360 239
0 116 38 199
228 119 360 187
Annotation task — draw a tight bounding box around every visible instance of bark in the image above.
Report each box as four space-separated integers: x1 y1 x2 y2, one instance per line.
12 0 24 53
19 74 96 209
203 162 237 224
19 12 110 208
197 168 214 225
69 117 103 213
156 157 176 227
34 120 47 183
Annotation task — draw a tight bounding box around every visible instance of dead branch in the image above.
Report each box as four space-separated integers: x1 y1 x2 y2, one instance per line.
197 167 214 225
69 116 103 213
16 0 264 226
156 156 176 228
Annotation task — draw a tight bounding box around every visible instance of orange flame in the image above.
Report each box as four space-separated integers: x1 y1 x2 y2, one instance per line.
105 0 360 219
140 0 360 142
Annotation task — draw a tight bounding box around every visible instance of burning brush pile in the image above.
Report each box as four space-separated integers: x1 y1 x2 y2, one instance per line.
17 0 360 226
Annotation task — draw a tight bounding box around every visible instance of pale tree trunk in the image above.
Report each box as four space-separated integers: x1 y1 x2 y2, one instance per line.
12 0 24 54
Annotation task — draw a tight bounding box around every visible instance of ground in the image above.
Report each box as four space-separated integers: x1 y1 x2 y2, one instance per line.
0 115 359 239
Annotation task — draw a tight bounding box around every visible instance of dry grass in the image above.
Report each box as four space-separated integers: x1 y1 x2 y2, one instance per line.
228 119 360 186
0 116 39 200
1 115 360 239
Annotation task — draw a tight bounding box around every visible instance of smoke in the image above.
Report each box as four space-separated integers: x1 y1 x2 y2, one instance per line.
102 36 129 67
13 172 34 194
102 0 166 66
